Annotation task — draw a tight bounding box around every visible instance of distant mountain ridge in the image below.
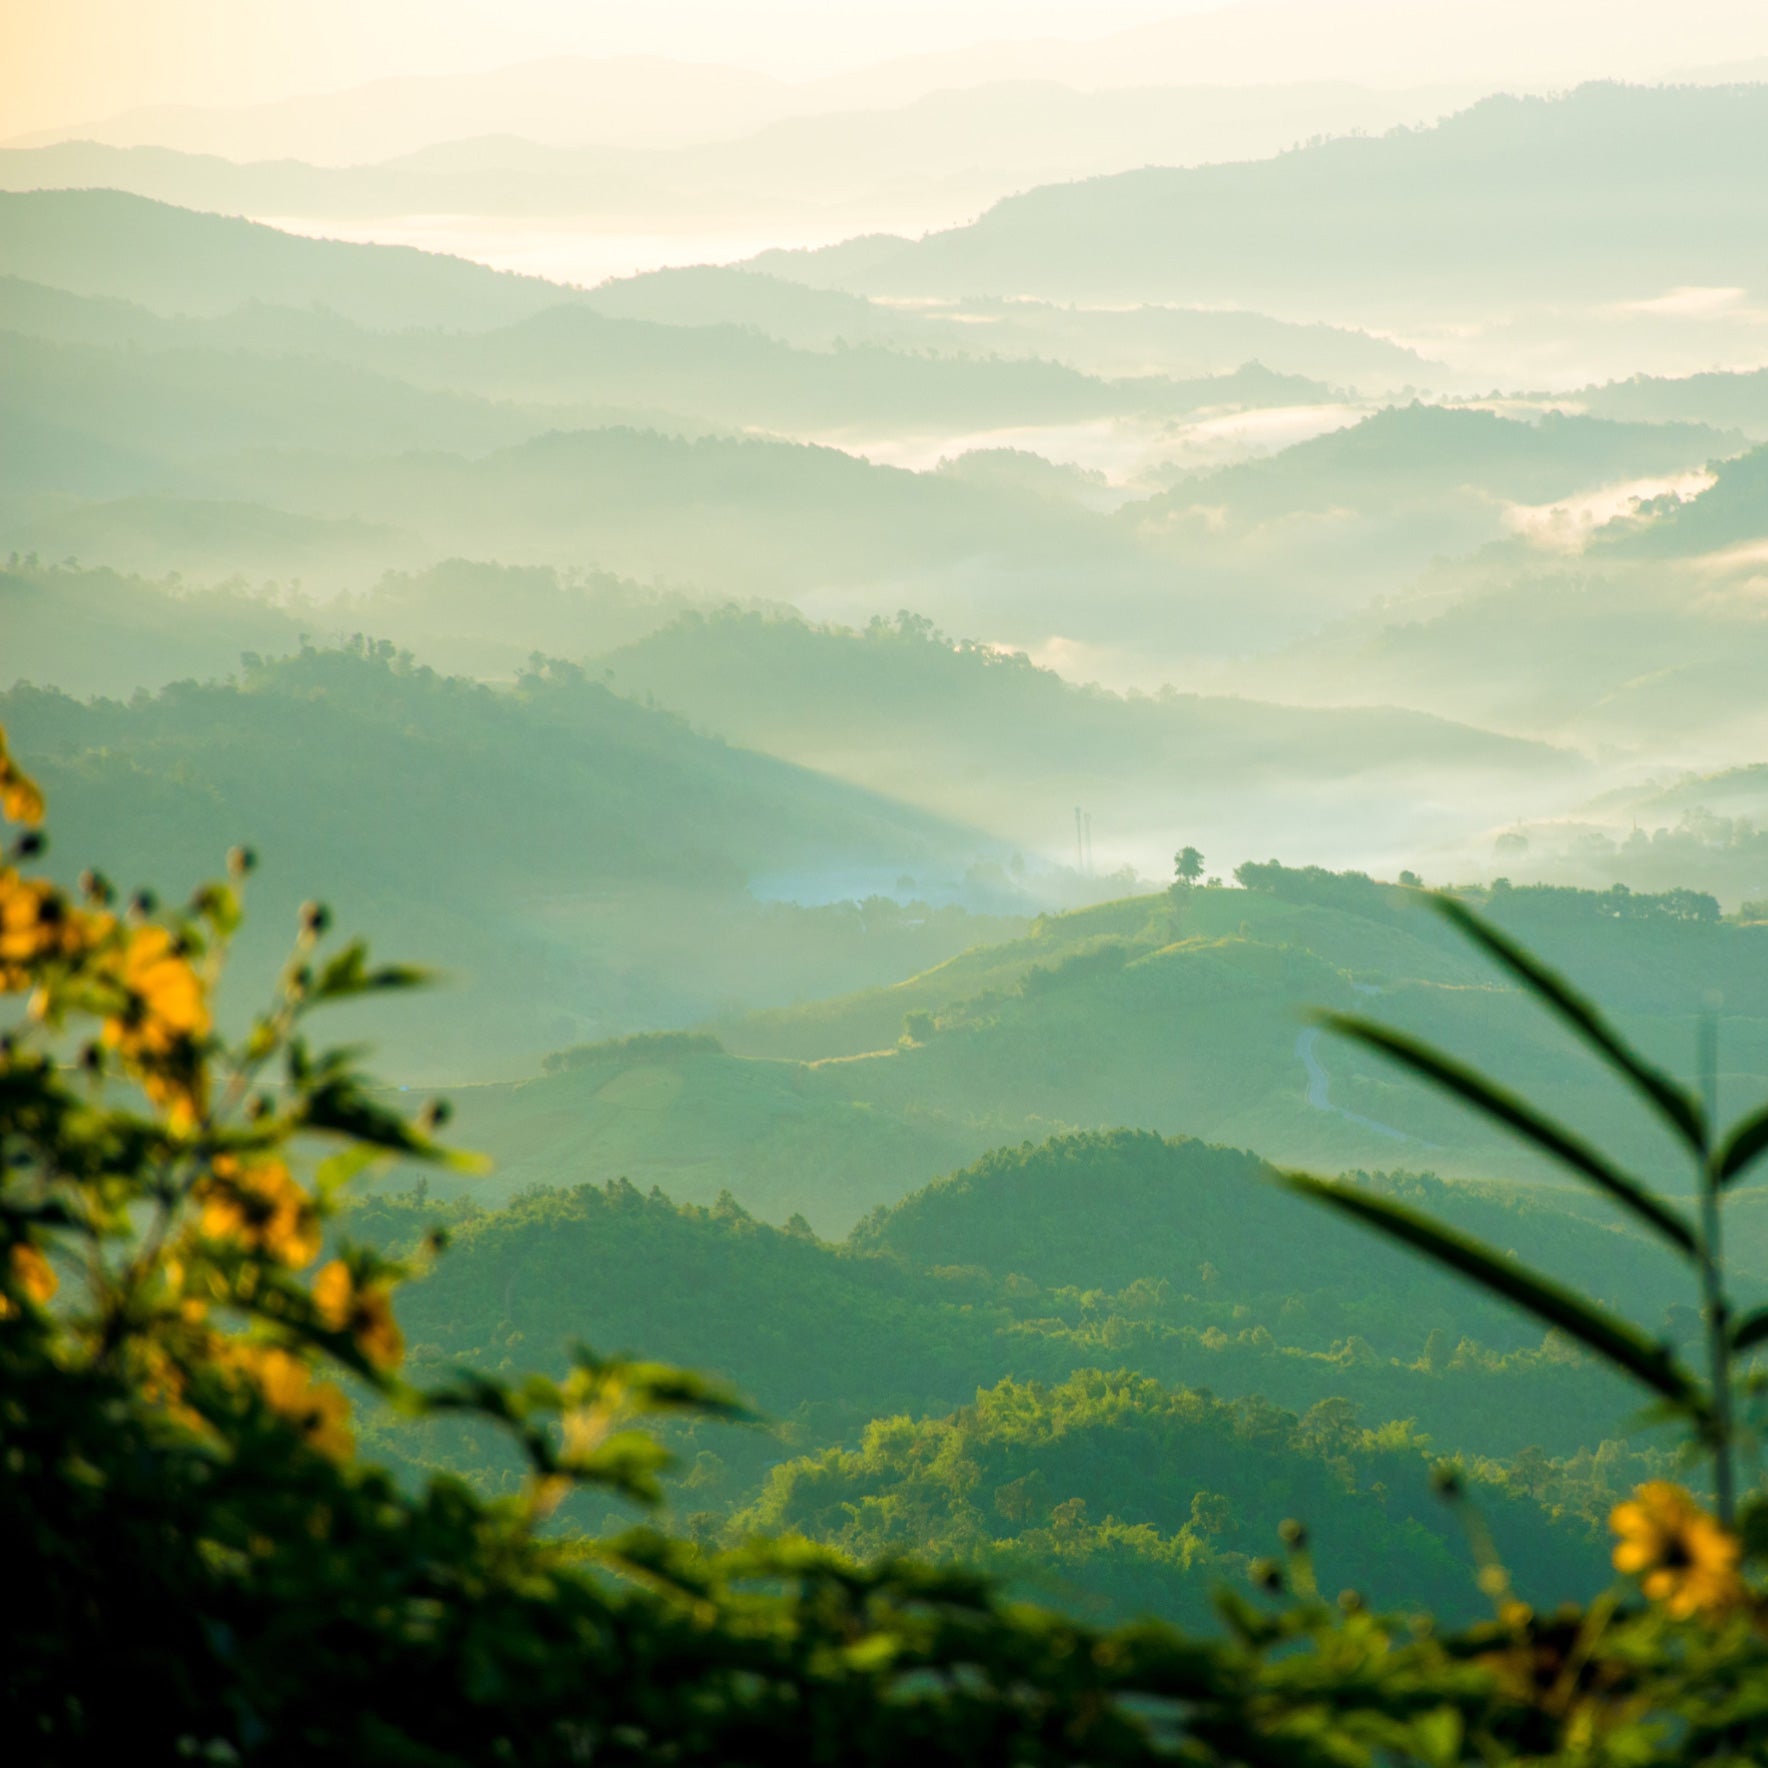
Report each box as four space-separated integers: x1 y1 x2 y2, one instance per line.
0 190 573 327
599 606 1574 864
0 80 1461 230
751 83 1768 318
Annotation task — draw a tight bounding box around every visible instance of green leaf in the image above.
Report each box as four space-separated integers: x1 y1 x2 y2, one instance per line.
1738 1495 1768 1561
1278 1171 1708 1419
189 881 242 939
1732 1307 1768 1353
1717 1103 1768 1187
297 1074 484 1171
312 940 430 1003
562 1429 675 1506
299 1079 432 1155
565 1347 756 1424
1432 894 1705 1153
1316 1011 1697 1256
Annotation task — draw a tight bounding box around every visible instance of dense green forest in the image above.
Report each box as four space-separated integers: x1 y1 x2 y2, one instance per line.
344 1134 1667 1625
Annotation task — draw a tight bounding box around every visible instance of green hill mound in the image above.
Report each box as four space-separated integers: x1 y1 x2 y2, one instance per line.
444 865 1768 1232
852 1129 1678 1325
368 1159 1651 1466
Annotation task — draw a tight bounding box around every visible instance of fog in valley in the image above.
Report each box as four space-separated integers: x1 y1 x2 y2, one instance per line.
12 21 1768 964
28 0 1768 1708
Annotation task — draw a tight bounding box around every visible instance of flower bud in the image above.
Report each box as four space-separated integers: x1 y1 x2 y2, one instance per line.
1278 1517 1308 1550
298 901 330 938
227 845 257 879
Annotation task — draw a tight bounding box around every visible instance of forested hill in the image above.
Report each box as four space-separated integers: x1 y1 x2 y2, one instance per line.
353 1139 1666 1624
604 606 1564 778
365 1141 1665 1465
600 606 1570 855
0 644 1007 1074
2 642 979 897
851 1130 1687 1318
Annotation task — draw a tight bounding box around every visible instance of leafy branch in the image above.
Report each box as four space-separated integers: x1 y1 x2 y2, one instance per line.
1289 892 1750 1521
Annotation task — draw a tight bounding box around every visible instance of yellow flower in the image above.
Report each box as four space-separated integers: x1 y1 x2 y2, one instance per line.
105 925 210 1056
134 1338 212 1438
1611 1481 1745 1620
199 1156 321 1269
13 1241 57 1304
313 1259 404 1370
234 1343 353 1460
0 737 44 827
0 1241 58 1318
0 870 85 990
2 772 45 827
102 924 211 1128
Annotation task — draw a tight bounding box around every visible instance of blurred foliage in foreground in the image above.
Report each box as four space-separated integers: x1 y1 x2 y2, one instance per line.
11 728 1768 1763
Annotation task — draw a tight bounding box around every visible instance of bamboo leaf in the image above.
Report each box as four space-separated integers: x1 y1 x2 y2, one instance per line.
313 940 430 1002
1431 894 1705 1152
1732 1308 1768 1354
1316 1011 1697 1256
1717 1104 1768 1188
1279 1171 1707 1418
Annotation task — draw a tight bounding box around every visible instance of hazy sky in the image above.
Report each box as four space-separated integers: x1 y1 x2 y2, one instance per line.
0 1 1212 135
6 0 1768 140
